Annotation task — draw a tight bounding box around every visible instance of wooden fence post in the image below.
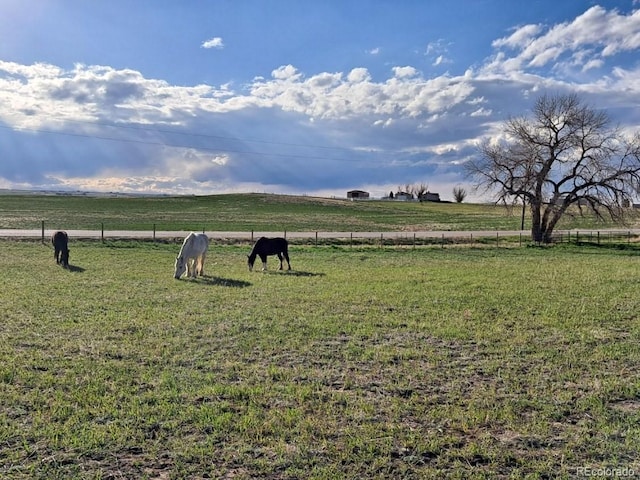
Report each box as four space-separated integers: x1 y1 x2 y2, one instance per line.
101 223 104 243
41 220 45 244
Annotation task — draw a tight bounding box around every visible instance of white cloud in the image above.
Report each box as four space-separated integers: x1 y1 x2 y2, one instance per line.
492 24 543 49
425 39 453 67
487 6 640 75
433 55 447 67
201 37 224 49
1 6 640 198
392 66 419 78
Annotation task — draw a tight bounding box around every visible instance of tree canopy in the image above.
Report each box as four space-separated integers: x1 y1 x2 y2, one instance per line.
467 93 640 243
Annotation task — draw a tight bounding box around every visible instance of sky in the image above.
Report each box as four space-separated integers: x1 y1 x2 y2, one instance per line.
1 1 640 201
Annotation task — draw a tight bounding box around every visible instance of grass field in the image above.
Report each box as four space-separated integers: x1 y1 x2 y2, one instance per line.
1 239 639 479
1 192 638 232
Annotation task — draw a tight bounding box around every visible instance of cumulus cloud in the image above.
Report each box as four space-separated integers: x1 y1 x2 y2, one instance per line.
201 37 224 49
487 6 640 75
1 5 640 199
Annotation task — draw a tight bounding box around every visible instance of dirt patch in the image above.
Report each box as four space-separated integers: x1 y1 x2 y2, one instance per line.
610 399 640 413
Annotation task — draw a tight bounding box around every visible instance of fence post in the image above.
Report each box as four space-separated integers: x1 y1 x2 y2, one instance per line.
350 232 353 248
41 220 45 244
251 230 254 242
101 223 104 243
284 229 287 239
380 233 383 248
441 234 445 249
153 223 156 242
315 231 318 247
496 231 499 248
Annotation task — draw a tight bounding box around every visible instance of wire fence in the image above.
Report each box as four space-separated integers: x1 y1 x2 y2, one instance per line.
5 221 637 248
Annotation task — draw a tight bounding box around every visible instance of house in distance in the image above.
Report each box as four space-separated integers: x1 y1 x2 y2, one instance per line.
347 190 370 199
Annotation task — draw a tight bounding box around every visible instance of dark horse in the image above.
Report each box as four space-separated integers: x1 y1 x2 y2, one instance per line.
52 231 70 268
247 237 291 271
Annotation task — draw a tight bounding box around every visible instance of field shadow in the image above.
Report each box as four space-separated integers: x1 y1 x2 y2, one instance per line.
261 270 326 277
197 275 251 288
566 242 640 256
66 264 86 273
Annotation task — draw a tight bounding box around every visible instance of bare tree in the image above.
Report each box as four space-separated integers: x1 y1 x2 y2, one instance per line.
452 186 467 203
414 183 429 200
467 93 640 243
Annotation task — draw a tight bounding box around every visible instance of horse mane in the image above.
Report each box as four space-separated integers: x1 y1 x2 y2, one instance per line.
248 237 266 257
177 232 197 258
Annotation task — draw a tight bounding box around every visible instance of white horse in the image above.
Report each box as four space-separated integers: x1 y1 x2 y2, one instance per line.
174 232 209 279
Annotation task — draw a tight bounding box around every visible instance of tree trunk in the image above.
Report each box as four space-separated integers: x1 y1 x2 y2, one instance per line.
530 202 544 243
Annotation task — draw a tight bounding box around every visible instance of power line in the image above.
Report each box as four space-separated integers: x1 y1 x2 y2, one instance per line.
0 122 362 162
0 113 364 161
58 116 356 153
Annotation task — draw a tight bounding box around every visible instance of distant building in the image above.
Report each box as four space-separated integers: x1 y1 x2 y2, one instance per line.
347 190 370 199
394 192 413 201
420 192 441 202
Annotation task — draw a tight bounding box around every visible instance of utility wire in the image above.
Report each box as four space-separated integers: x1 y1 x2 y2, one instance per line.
0 116 365 162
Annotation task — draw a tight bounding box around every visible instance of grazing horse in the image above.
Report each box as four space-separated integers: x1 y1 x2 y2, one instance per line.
247 237 291 271
51 231 69 268
174 232 209 279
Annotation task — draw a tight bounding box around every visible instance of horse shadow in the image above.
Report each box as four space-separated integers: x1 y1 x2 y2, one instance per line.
262 270 326 278
194 275 252 288
65 264 86 273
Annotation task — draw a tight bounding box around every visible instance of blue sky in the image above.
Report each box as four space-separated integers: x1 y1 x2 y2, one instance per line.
1 1 639 200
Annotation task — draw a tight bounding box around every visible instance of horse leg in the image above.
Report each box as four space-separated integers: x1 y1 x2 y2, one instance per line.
187 258 194 278
199 252 206 276
260 254 267 271
283 251 291 270
191 258 198 278
277 252 284 270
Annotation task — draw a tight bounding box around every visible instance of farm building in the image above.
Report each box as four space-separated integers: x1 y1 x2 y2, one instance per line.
394 192 414 201
420 192 441 202
347 190 370 199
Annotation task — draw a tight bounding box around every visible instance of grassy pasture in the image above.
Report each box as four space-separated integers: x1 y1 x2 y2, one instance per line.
0 239 639 479
1 193 638 232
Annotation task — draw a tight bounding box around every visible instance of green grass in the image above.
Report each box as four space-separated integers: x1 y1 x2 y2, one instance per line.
1 192 638 232
1 239 639 478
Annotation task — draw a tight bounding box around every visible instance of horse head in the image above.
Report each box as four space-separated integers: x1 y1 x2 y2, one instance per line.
174 255 187 279
247 254 256 272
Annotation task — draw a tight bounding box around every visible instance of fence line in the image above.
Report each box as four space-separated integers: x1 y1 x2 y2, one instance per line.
2 223 638 248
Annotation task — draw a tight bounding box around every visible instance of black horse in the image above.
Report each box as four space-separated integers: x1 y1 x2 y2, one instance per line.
52 231 69 268
247 237 291 271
